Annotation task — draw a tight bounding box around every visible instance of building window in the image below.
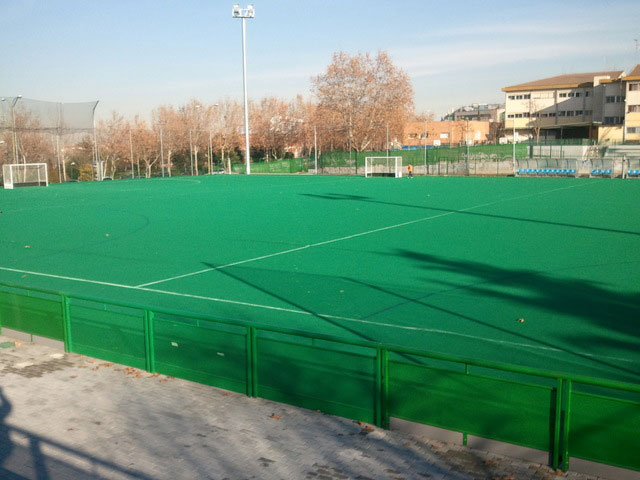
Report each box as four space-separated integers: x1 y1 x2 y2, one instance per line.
523 94 531 99
627 127 640 134
507 114 514 118
575 92 581 97
606 96 615 103
508 95 516 100
628 105 640 113
548 112 556 117
606 95 624 103
575 110 583 115
585 110 593 115
629 83 640 91
566 111 574 116
585 91 590 97
559 93 567 98
604 116 621 125
558 111 566 117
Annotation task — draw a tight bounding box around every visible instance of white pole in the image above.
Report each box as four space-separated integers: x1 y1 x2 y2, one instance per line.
209 130 213 174
241 17 251 174
129 129 134 179
160 128 165 178
12 96 21 164
314 125 318 173
56 134 62 182
386 123 389 158
423 120 428 175
189 129 194 176
512 119 516 164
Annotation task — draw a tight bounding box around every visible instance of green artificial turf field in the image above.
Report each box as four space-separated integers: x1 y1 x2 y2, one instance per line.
1 175 639 384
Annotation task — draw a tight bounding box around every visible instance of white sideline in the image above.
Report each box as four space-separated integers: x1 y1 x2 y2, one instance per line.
0 264 633 363
137 181 593 288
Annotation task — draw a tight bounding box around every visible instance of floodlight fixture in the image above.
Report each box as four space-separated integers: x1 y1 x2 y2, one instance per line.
232 3 254 174
232 3 254 18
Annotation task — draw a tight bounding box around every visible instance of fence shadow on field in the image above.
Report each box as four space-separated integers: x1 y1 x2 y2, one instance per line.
299 192 640 238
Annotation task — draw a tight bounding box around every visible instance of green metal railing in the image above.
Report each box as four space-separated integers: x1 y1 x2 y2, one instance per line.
1 280 638 473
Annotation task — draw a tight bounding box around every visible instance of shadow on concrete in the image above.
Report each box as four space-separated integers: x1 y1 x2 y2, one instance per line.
0 387 151 480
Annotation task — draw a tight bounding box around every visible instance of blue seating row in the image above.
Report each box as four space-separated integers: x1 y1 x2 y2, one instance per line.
517 168 576 176
591 169 613 176
628 169 640 177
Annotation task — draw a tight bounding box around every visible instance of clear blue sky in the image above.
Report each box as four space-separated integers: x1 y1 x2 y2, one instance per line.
1 0 639 120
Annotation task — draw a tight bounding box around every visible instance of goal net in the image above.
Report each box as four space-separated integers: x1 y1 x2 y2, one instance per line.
364 156 403 177
2 163 49 189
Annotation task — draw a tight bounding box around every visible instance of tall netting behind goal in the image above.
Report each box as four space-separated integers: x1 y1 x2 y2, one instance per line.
0 96 98 183
2 163 48 189
364 156 403 177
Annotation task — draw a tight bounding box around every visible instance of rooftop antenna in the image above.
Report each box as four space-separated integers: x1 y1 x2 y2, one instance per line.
635 38 639 65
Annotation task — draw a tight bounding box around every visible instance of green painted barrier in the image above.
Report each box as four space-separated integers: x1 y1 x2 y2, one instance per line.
0 289 64 341
0 281 638 473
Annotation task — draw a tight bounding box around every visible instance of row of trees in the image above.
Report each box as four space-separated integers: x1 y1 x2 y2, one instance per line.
1 51 417 180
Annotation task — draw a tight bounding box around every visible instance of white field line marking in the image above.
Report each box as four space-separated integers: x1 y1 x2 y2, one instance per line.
0 265 633 363
137 181 593 288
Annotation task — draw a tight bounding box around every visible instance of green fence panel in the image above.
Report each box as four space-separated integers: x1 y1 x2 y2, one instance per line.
256 330 378 422
568 389 640 471
69 299 146 369
0 289 64 340
389 355 555 451
153 313 248 394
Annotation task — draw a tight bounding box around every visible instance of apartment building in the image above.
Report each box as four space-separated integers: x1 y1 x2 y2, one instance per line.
502 67 640 143
442 103 504 123
624 65 640 142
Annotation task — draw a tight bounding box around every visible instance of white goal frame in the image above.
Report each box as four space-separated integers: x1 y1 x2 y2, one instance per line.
364 156 403 178
2 163 49 189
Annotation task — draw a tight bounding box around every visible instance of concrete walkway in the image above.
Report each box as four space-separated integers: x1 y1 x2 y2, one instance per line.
0 335 606 480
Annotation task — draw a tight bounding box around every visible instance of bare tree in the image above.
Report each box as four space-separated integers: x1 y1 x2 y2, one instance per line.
312 51 414 152
97 112 129 178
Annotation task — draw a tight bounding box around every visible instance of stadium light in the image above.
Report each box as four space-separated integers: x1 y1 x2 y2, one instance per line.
232 4 254 174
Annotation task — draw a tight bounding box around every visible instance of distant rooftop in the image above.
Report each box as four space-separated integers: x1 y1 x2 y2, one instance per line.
503 71 624 92
626 64 640 79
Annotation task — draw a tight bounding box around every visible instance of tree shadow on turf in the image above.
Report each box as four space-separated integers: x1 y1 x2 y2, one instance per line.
300 192 640 238
379 249 640 381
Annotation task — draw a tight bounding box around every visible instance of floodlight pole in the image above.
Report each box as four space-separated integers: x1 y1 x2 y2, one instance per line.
233 4 254 175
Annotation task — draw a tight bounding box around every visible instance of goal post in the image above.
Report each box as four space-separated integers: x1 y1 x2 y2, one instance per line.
2 163 49 189
364 156 403 178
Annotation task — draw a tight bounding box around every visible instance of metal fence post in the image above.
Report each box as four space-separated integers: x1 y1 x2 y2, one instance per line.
561 379 572 471
375 348 389 428
552 378 564 469
61 294 72 352
144 310 155 373
246 326 258 397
